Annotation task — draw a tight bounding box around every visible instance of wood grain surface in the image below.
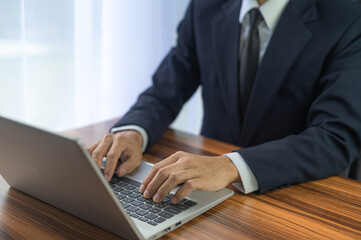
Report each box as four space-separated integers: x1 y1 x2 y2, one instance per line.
1 118 360 240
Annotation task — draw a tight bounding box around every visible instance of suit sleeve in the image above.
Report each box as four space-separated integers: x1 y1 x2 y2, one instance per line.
111 1 200 151
236 16 361 193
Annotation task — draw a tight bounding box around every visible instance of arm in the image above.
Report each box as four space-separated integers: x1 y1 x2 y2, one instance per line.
238 16 361 193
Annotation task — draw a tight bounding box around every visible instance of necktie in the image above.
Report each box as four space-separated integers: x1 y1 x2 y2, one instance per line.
239 8 263 115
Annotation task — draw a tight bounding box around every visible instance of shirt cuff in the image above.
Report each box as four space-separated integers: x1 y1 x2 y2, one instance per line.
110 125 148 153
224 152 259 194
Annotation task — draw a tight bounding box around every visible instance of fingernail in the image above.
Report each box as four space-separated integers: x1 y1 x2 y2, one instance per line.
104 174 109 181
171 197 177 204
139 184 145 193
153 193 160 202
144 190 150 198
118 168 127 177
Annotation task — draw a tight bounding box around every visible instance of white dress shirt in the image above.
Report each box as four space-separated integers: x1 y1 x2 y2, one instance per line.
112 0 290 194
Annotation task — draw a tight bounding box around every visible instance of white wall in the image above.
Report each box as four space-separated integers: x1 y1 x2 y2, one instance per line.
0 0 202 134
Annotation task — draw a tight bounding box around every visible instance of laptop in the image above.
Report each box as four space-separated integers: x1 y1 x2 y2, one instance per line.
0 116 234 240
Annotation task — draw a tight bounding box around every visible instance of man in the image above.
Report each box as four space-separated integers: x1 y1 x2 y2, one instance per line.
89 0 361 205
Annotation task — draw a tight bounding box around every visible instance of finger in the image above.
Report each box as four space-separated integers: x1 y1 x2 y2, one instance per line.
103 137 123 182
140 151 187 194
140 154 179 194
144 161 187 199
171 179 200 204
91 134 114 169
153 170 197 203
87 139 101 154
116 153 142 178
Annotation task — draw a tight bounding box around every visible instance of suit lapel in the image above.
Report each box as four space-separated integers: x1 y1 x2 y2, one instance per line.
239 0 317 146
212 0 242 141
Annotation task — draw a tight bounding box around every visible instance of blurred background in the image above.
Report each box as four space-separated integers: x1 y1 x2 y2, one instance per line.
0 0 203 134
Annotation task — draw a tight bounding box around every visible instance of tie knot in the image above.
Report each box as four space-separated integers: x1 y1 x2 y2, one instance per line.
248 8 263 27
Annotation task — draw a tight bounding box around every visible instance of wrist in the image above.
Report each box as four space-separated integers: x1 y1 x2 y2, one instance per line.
115 130 143 149
221 155 242 183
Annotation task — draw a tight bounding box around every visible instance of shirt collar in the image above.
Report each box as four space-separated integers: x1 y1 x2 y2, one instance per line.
239 0 290 31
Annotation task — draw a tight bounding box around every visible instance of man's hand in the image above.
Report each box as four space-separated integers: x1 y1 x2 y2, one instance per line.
87 131 143 182
139 151 241 204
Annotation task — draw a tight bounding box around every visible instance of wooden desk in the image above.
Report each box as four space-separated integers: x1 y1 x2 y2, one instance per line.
1 119 361 239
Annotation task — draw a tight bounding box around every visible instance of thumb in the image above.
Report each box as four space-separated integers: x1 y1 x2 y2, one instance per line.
117 155 142 177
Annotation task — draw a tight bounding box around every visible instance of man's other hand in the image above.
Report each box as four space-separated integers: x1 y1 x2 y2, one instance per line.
87 131 143 182
139 151 240 204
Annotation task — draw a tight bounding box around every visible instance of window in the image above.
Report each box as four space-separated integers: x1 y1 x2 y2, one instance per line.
0 0 201 134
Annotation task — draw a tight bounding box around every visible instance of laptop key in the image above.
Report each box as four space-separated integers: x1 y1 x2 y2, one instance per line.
145 213 157 220
116 182 128 187
154 202 169 209
154 217 166 223
130 213 139 218
136 209 148 216
164 206 182 215
147 221 158 226
137 196 148 202
131 201 144 207
172 204 189 211
129 192 141 198
110 178 120 184
139 204 152 210
148 207 162 214
121 202 131 209
138 216 148 222
125 185 137 190
120 189 132 195
127 206 139 212
121 177 141 187
145 199 154 204
113 186 122 192
117 194 126 200
158 211 174 219
123 198 134 203
184 200 197 207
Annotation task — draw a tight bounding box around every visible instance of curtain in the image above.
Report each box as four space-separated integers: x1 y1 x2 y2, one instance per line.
0 0 202 134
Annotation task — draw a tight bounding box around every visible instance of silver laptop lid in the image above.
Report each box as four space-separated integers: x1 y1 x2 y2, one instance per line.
0 116 143 240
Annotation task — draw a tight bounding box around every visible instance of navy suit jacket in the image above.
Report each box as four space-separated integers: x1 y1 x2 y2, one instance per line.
113 0 361 193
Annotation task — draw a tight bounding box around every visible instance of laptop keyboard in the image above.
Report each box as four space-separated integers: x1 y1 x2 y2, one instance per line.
109 177 198 226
